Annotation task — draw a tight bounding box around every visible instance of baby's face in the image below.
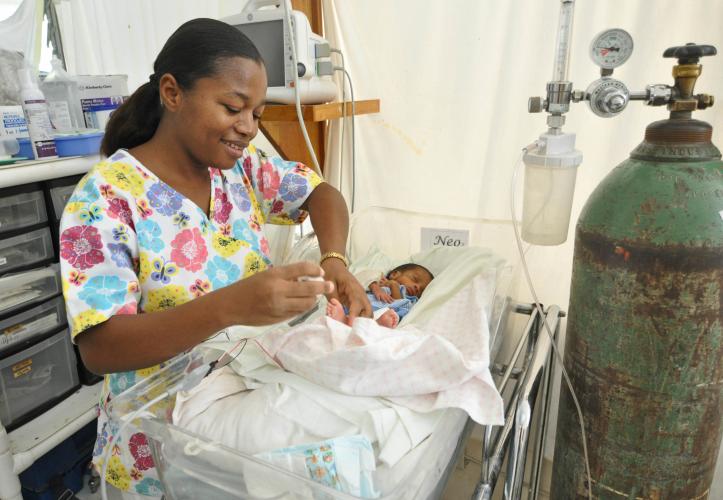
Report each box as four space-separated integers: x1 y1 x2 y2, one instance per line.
390 268 433 297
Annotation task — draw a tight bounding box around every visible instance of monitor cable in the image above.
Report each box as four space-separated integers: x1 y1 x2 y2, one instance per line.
332 64 356 213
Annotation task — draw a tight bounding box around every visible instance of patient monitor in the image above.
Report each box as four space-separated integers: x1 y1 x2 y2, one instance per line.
222 0 338 104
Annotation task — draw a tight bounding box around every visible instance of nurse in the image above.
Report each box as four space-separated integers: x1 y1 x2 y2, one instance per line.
59 18 371 497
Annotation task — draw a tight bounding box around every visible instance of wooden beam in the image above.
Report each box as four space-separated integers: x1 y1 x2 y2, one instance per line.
259 100 380 176
291 0 323 36
260 120 324 174
261 100 381 122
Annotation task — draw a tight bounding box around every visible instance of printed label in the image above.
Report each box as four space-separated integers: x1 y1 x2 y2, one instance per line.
0 106 28 135
12 358 32 378
34 140 58 158
48 101 72 130
420 227 470 250
80 96 125 112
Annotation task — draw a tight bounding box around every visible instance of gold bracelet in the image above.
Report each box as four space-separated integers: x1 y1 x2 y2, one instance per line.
320 251 349 267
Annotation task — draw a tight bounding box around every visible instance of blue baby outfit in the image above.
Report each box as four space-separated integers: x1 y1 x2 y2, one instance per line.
366 285 418 320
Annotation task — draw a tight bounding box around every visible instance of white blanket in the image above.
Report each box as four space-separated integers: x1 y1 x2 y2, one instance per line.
258 273 504 426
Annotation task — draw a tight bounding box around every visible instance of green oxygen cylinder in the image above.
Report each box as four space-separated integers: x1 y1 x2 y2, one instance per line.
551 44 723 499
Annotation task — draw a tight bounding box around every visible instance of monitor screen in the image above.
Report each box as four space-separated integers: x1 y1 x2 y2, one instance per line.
234 20 285 88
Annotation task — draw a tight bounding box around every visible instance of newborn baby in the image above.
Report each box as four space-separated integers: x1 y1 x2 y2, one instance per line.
327 263 433 327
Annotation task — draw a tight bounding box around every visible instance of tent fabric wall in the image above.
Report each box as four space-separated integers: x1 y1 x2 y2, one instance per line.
50 0 723 493
0 0 43 67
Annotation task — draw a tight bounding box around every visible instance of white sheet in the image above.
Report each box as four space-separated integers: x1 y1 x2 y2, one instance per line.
173 363 442 468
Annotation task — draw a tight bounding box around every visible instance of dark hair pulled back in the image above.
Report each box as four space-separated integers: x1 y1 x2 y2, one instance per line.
101 18 263 156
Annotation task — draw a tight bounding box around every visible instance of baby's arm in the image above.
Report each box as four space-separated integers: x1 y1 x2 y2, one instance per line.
369 280 394 303
378 278 402 299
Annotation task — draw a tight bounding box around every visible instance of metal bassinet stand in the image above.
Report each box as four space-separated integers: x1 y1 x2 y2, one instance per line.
465 301 562 500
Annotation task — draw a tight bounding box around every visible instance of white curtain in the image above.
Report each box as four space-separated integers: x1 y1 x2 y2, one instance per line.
53 0 229 90
321 0 723 308
0 0 42 66
322 0 723 488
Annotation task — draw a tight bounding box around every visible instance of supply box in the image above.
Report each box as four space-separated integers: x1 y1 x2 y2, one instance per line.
0 106 28 138
76 75 128 130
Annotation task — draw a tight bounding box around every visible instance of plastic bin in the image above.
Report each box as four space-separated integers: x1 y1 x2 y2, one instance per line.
46 175 83 221
0 265 61 318
0 184 47 235
54 131 103 157
0 295 66 355
19 419 97 500
0 227 55 276
14 137 33 160
0 328 79 430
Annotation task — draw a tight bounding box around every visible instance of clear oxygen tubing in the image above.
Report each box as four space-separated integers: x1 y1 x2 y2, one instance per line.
284 0 323 177
552 0 575 82
330 48 346 200
511 143 592 500
333 66 356 213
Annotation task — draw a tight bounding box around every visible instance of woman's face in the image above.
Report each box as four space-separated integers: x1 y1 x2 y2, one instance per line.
170 56 267 170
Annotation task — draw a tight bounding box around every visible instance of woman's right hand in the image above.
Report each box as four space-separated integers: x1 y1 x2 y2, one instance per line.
226 261 333 325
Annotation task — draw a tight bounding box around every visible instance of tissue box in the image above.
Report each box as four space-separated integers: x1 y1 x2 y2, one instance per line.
76 75 128 129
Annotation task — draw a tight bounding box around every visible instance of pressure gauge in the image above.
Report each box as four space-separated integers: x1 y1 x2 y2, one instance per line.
590 29 634 69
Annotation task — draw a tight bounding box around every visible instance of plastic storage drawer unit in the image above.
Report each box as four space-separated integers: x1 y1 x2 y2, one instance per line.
0 265 61 318
0 227 54 276
0 185 47 235
47 176 83 221
0 295 66 355
0 329 79 431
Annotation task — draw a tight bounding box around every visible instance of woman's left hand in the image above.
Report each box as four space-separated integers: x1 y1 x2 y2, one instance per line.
321 258 372 322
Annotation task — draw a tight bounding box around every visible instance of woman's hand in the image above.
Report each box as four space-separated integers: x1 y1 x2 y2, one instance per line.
321 258 372 322
226 261 333 325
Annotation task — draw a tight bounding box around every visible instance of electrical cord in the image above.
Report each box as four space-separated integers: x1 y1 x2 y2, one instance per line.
330 48 346 198
510 143 593 500
333 66 356 213
284 0 323 177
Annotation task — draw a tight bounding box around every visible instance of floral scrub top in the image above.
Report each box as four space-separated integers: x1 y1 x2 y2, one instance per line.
59 146 322 495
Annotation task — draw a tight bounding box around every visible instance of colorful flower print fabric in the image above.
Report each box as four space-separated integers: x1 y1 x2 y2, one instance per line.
59 146 322 495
